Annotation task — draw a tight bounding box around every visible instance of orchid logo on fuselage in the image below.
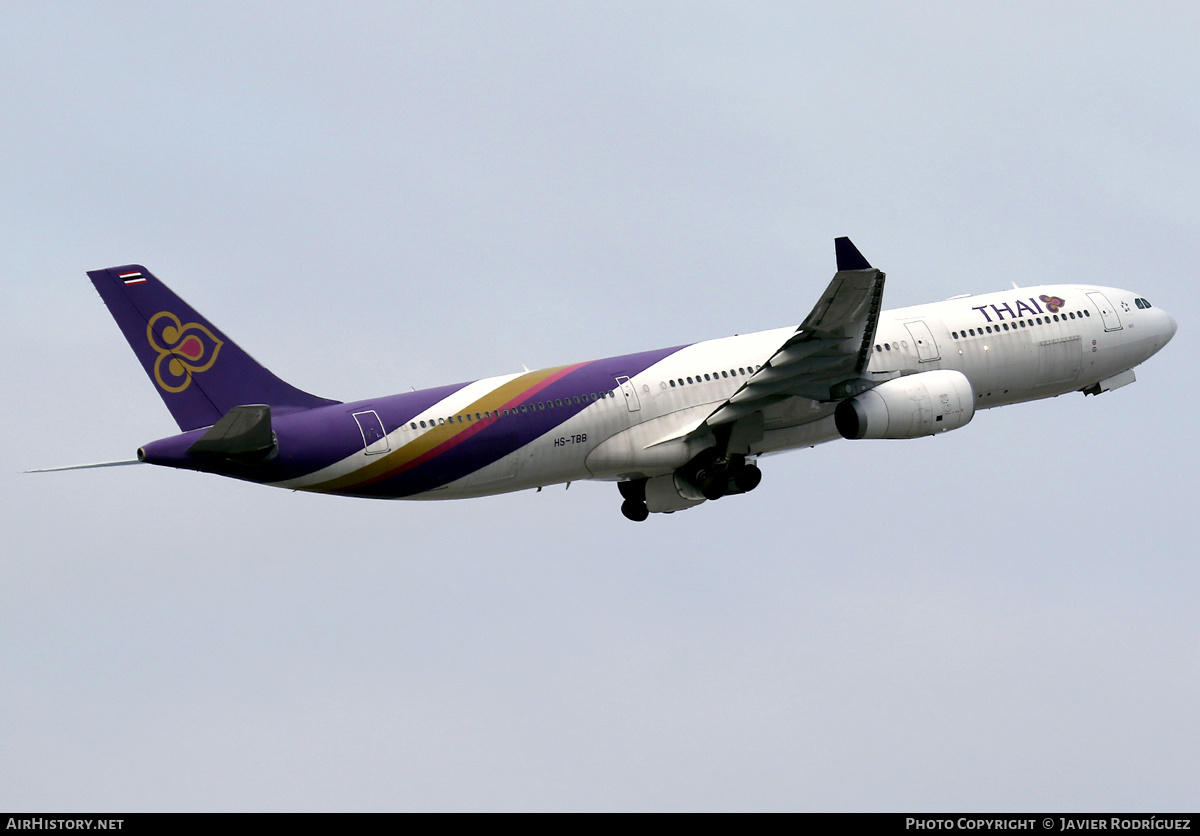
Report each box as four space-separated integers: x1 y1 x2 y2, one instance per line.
146 311 224 393
1040 294 1065 313
970 294 1068 323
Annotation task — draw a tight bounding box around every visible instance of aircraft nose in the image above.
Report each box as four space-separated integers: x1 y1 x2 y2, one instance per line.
1161 309 1178 344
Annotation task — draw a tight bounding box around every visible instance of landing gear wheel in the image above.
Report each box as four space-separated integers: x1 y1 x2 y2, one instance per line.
618 479 647 502
621 499 649 522
693 467 726 501
733 463 762 493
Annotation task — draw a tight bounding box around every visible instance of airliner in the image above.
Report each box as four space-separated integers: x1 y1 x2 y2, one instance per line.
44 238 1176 521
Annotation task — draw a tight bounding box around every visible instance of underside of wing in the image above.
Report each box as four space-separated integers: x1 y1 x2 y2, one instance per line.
705 237 886 427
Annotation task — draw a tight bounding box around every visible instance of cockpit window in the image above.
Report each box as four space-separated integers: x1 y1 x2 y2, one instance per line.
1135 297 1152 309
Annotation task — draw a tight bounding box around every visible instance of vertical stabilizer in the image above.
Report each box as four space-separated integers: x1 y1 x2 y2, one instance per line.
88 265 340 431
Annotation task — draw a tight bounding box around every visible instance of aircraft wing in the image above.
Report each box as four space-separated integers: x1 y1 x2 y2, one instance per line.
705 237 885 427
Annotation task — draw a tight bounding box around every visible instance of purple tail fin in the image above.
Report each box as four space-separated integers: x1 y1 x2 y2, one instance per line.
88 265 340 431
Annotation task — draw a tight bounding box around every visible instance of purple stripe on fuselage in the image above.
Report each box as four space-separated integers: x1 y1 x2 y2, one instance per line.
340 343 689 498
267 380 474 481
139 343 690 495
139 380 473 482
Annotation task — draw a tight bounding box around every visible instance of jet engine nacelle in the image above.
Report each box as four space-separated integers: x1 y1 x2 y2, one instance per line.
834 369 975 440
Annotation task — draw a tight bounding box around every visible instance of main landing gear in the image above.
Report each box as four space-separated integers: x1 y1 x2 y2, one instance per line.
616 457 762 521
619 480 650 521
691 455 762 501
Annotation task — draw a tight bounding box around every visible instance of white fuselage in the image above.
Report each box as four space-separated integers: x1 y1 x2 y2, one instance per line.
274 283 1175 500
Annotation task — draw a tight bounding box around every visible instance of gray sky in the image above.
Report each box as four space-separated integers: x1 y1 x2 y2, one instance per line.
2 1 1197 811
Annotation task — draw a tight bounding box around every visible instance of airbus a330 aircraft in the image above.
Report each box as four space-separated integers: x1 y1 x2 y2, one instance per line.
47 238 1175 521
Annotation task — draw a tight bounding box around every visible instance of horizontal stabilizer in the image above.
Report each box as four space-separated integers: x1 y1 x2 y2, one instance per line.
188 404 277 460
27 459 142 473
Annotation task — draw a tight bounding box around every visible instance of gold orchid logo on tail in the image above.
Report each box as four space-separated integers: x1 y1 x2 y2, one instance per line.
147 311 224 392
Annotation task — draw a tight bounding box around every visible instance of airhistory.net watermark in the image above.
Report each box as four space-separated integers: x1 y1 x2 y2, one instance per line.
6 820 123 830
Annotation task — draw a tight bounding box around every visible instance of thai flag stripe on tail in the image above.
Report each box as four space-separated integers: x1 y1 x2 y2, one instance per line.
119 271 146 285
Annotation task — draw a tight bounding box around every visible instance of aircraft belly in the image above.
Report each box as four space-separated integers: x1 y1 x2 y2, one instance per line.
584 403 719 479
439 402 618 497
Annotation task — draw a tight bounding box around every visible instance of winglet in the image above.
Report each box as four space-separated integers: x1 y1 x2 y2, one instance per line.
835 237 871 271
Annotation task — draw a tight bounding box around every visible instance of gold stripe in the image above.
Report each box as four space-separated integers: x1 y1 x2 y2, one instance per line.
309 364 575 493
